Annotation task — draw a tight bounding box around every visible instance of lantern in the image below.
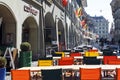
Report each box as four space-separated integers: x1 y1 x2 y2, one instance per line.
62 0 68 7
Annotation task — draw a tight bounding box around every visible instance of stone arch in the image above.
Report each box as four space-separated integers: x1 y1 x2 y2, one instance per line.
22 16 38 57
0 3 16 49
44 12 55 48
58 20 65 51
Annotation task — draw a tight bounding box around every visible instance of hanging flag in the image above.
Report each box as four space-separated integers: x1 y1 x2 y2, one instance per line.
75 7 83 17
62 0 68 7
80 19 86 27
83 24 88 30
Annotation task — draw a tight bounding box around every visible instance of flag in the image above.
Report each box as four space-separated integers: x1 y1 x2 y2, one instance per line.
75 7 83 17
80 19 86 27
62 0 68 7
83 24 88 30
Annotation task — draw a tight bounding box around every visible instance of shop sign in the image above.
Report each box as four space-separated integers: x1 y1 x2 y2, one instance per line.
24 5 38 16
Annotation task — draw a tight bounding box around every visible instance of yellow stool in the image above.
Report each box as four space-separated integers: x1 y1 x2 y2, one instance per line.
38 57 53 66
84 51 99 57
55 52 65 57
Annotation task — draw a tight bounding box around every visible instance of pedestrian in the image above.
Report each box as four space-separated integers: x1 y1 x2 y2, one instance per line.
46 48 50 55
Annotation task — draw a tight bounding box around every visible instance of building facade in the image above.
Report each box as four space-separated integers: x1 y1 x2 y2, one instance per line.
0 0 97 59
111 0 120 44
0 0 86 59
92 16 109 39
0 0 43 60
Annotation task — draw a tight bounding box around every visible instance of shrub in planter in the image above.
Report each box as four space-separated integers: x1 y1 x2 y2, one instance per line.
19 42 32 68
20 42 31 52
0 56 7 80
0 56 7 68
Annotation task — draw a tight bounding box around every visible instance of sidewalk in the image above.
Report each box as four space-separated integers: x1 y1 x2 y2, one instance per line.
6 61 38 80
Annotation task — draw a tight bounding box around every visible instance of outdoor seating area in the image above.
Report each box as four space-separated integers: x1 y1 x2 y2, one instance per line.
9 48 120 80
38 49 120 66
0 0 120 80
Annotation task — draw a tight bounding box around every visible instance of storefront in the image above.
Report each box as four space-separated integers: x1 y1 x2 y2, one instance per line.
43 1 66 52
0 0 42 59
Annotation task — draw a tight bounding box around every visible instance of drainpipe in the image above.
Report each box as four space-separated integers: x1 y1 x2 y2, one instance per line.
64 6 67 50
55 15 59 51
40 0 46 57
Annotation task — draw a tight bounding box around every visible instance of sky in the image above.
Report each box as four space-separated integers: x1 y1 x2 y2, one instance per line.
84 0 113 31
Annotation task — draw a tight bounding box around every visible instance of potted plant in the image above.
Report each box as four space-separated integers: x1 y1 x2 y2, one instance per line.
19 42 32 68
20 42 31 52
0 56 7 80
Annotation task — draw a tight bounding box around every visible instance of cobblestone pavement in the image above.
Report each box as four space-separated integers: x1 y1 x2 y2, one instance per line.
6 61 38 80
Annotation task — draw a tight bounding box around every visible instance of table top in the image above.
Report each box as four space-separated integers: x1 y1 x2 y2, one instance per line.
74 56 103 59
53 56 120 59
18 65 120 71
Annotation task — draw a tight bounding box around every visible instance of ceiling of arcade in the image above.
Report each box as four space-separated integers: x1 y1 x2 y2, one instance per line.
0 5 15 23
45 12 55 28
58 20 64 29
23 17 38 29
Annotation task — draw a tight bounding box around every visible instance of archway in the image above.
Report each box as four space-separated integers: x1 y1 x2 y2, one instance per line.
0 4 16 52
44 12 56 49
58 20 65 51
22 17 38 58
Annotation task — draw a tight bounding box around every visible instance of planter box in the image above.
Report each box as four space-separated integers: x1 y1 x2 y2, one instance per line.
19 51 32 68
0 68 6 80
